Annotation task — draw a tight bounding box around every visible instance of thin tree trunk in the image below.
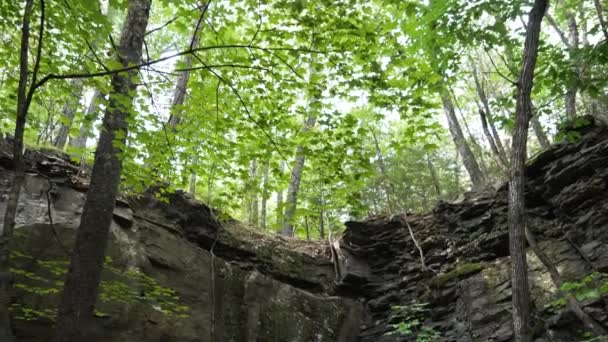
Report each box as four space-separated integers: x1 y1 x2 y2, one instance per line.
282 112 317 236
441 90 486 190
509 2 547 341
304 216 310 241
276 162 284 227
472 63 509 167
70 89 104 150
530 114 550 149
0 1 36 340
260 159 270 230
426 154 442 197
370 128 395 212
594 0 608 40
319 209 325 239
54 78 84 149
565 6 579 120
249 159 258 227
52 1 151 341
189 166 197 195
525 227 607 336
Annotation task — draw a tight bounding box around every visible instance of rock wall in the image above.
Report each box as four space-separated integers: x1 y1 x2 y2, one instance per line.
0 143 361 341
337 120 608 341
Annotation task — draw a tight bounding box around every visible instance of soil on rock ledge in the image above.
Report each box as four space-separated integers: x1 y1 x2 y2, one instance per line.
2 118 608 341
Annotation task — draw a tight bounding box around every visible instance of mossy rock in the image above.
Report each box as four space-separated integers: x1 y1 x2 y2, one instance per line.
429 263 483 288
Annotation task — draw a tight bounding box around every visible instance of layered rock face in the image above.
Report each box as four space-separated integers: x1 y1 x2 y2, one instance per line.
0 143 361 341
2 119 608 342
337 121 608 341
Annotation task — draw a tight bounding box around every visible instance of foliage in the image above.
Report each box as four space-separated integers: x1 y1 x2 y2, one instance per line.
551 272 608 307
9 251 189 322
385 302 440 341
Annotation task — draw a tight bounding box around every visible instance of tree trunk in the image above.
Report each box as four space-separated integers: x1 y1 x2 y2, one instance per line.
565 6 579 120
370 128 395 212
54 78 84 149
530 114 550 149
0 1 35 340
304 216 310 241
509 2 547 341
248 159 258 227
166 8 205 128
319 209 325 239
441 90 486 190
70 89 104 151
260 159 270 230
594 0 608 40
472 64 509 167
282 112 317 236
426 154 442 197
52 1 151 341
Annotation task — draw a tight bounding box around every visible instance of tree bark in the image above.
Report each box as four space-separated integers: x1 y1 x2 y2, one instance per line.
472 63 509 167
282 111 316 236
52 1 151 341
594 0 608 41
565 6 579 120
248 159 258 226
0 1 36 340
166 7 205 128
319 209 325 239
70 89 104 150
275 162 284 227
54 78 84 149
426 154 442 197
530 114 550 149
509 2 547 342
440 90 486 190
260 159 270 230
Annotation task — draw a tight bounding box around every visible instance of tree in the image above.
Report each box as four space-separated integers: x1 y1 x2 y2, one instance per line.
1 1 40 339
52 1 152 340
508 1 548 341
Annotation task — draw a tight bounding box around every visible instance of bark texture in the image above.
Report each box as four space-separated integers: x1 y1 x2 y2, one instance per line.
70 89 104 150
282 113 317 236
52 1 151 340
441 90 486 190
54 78 84 149
509 1 548 341
0 1 36 340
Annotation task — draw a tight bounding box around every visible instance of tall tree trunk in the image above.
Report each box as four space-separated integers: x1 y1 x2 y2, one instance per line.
282 111 316 236
248 159 258 226
318 209 325 239
304 216 310 241
0 1 36 340
509 2 547 342
70 89 104 151
260 159 270 230
530 114 550 149
275 162 284 227
565 6 579 120
52 1 151 341
472 63 509 167
441 90 486 190
594 0 608 40
370 128 395 212
426 154 442 197
166 7 205 128
54 78 84 149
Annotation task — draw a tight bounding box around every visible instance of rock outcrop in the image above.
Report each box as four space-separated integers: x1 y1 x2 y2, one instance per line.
0 143 361 341
2 118 608 341
337 119 608 341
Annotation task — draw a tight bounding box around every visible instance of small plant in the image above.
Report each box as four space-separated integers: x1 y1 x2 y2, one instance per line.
551 272 608 307
385 302 440 341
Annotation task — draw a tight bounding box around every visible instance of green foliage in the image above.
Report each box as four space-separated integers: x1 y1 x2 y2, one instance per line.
551 272 608 308
9 252 189 322
385 302 440 341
